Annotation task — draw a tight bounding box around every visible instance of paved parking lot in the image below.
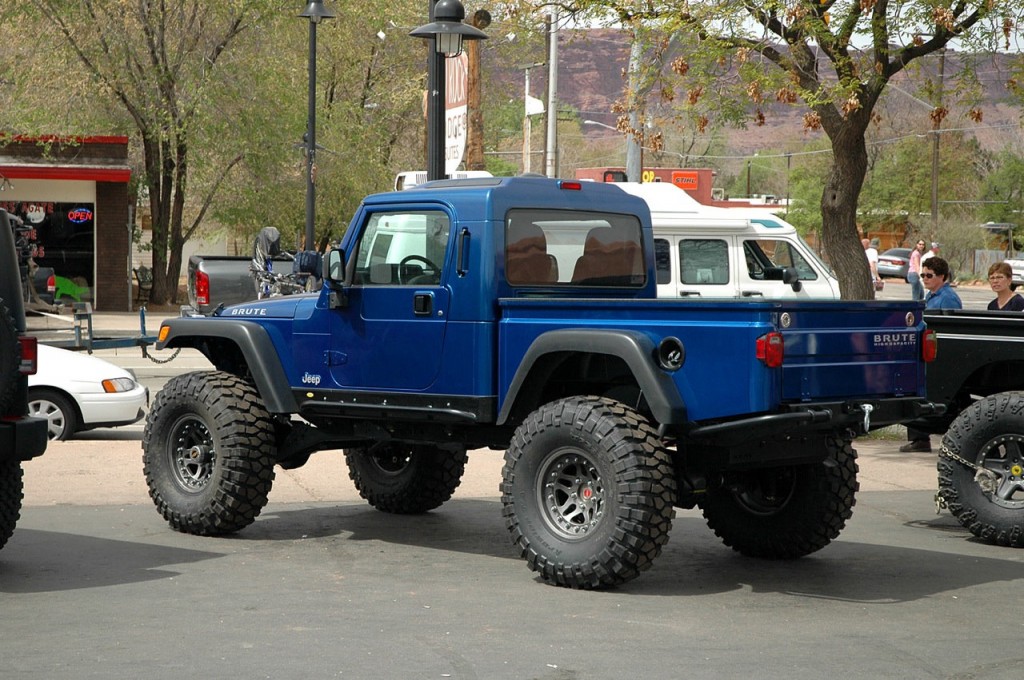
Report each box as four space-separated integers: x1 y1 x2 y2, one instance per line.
5 306 1022 679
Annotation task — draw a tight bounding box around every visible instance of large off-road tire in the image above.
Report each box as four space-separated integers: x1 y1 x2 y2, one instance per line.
0 461 24 551
699 436 858 559
344 444 467 514
142 371 276 535
28 388 79 441
501 396 677 589
0 299 18 415
937 392 1024 547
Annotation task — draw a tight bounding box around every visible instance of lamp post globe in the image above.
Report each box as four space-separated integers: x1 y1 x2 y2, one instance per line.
410 0 487 181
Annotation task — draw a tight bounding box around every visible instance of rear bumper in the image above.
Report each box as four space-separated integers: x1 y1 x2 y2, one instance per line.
684 396 944 447
0 416 49 462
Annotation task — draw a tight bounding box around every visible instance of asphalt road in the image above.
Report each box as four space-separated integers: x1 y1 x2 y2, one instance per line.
6 303 1023 679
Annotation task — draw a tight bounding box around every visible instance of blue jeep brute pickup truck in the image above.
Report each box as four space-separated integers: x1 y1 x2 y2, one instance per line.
145 177 940 588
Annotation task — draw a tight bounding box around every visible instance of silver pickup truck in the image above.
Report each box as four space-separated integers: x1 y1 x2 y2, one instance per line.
187 254 255 315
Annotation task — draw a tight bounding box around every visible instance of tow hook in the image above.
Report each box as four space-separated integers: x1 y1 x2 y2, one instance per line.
860 403 874 434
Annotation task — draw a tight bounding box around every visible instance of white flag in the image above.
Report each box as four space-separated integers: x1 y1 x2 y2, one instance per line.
525 94 545 116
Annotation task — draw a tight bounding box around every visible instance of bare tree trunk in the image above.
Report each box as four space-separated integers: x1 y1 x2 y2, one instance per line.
821 122 874 300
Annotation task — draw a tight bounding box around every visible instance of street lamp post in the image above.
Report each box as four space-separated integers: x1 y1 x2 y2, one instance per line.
410 0 488 182
299 0 337 252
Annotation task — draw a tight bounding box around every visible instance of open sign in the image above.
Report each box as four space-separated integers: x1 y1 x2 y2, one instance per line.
68 207 94 223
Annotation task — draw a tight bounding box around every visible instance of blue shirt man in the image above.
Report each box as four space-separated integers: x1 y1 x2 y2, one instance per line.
922 256 962 310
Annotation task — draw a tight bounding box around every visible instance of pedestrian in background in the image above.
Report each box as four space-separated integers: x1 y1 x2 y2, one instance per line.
863 237 881 291
922 256 962 310
921 242 940 265
908 239 925 301
902 255 962 452
986 261 1024 311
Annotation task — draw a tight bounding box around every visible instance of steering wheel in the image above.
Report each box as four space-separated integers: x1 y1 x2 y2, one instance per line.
398 255 440 284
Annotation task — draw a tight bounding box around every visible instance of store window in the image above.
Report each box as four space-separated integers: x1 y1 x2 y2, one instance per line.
1 200 96 300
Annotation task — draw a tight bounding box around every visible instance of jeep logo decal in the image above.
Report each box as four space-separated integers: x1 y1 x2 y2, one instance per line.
301 372 322 386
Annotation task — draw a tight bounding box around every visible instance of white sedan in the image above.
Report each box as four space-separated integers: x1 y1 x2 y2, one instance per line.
28 344 149 440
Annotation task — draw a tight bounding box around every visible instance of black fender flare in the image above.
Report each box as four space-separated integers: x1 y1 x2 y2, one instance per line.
496 329 687 426
158 318 298 413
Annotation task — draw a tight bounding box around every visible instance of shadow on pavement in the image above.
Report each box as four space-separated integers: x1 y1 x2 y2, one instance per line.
239 499 1021 602
5 497 1020 601
0 530 221 594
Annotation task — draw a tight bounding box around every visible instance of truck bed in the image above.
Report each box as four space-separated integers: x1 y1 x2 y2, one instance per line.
499 297 927 423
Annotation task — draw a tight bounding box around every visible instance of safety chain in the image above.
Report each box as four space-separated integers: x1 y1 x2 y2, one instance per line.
934 442 999 513
144 346 181 365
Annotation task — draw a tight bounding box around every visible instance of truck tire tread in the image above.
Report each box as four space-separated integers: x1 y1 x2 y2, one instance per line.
0 461 24 551
344 444 467 514
142 371 276 535
937 391 1024 548
501 396 676 589
700 436 858 559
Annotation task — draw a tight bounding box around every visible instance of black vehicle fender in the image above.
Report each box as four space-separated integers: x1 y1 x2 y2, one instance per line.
158 318 298 414
496 329 687 427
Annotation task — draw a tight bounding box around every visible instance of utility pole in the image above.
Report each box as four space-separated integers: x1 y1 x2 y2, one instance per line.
930 48 946 234
464 10 491 171
544 11 558 178
625 39 643 183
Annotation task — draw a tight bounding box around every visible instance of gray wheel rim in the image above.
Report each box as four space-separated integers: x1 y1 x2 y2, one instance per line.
28 397 67 440
168 414 215 492
536 447 605 540
975 434 1024 509
733 468 797 516
367 447 412 475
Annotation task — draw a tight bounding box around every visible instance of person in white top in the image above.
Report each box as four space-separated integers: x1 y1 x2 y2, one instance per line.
921 242 939 265
863 237 880 289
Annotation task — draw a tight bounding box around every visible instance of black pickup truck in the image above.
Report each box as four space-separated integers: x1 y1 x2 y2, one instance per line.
913 310 1024 547
1 210 48 551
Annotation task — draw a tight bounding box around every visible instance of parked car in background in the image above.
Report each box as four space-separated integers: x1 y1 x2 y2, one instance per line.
878 247 913 280
1004 257 1024 287
28 345 148 440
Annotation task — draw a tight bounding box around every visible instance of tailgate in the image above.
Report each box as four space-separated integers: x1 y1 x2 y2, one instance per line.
779 302 926 402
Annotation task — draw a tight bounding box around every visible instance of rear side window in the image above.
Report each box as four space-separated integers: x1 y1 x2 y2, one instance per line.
505 209 645 287
654 239 671 284
680 239 729 285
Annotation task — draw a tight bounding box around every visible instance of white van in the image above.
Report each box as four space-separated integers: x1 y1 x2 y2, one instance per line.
394 170 494 191
616 183 840 300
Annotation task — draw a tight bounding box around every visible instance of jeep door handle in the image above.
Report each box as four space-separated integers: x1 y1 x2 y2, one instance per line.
678 290 700 297
456 228 470 277
741 290 765 297
413 292 433 316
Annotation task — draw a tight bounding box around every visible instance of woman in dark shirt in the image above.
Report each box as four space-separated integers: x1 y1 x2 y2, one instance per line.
987 262 1024 311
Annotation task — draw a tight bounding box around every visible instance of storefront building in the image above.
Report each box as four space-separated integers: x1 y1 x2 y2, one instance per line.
0 135 132 311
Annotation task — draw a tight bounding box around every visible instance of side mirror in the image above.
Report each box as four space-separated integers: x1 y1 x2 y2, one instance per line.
323 248 349 309
781 266 803 292
324 248 346 284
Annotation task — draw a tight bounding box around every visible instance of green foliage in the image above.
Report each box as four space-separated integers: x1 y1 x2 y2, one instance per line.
560 0 1021 299
980 150 1024 225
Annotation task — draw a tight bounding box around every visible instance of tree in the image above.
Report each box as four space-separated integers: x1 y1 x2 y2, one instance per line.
564 0 1019 298
5 1 283 304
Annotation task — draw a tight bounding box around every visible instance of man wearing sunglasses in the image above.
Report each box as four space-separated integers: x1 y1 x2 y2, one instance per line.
901 256 962 452
921 257 962 310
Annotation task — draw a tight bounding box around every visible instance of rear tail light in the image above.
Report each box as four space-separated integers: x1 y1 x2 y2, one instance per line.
18 336 38 375
756 332 784 368
559 181 582 191
922 329 937 363
46 274 56 293
195 269 210 305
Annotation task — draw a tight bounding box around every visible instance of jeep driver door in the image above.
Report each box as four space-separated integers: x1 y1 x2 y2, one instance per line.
329 209 451 390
